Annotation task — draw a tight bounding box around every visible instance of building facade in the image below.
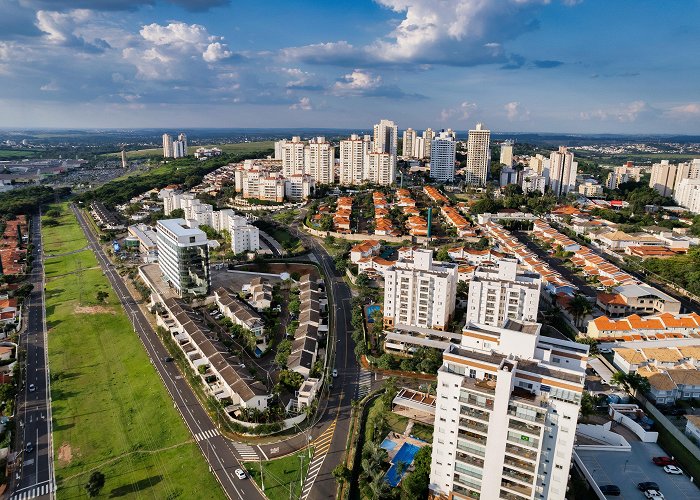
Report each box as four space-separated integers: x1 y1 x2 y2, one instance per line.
339 134 371 185
466 123 491 186
466 259 542 327
403 128 416 158
549 146 577 197
156 218 210 296
383 249 458 331
430 131 457 182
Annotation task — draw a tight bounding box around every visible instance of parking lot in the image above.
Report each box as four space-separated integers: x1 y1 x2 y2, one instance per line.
577 442 700 499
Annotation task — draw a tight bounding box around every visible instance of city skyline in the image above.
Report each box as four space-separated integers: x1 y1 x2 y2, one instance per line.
1 0 699 133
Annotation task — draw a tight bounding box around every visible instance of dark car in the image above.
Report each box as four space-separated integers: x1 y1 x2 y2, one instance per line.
599 484 620 496
638 482 660 491
163 356 174 362
652 456 675 466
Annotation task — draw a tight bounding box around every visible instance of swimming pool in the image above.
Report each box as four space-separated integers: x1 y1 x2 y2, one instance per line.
384 442 420 487
366 304 380 322
380 438 397 451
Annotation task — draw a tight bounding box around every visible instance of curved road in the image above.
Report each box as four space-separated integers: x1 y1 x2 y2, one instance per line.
71 205 359 500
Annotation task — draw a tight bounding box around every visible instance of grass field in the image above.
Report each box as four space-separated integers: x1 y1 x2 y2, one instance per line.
42 210 90 255
44 205 225 499
0 149 41 159
105 141 274 159
244 449 313 500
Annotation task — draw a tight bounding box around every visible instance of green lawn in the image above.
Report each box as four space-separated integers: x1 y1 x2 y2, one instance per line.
44 205 225 499
410 423 433 442
244 449 312 500
42 210 90 255
44 251 98 279
105 141 274 159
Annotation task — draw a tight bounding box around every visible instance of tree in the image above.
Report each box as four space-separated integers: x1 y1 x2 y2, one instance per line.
170 208 185 219
319 214 333 231
566 294 593 328
579 391 596 422
96 291 109 302
355 273 370 288
85 471 105 497
435 247 449 262
611 371 631 392
332 464 351 484
275 339 292 367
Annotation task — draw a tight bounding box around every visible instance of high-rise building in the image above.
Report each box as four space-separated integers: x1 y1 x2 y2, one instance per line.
650 159 700 198
281 136 306 177
521 169 547 194
383 249 458 330
304 136 335 185
121 149 127 168
162 133 173 158
500 140 514 167
403 128 417 158
211 210 260 254
274 139 286 160
674 177 700 214
373 119 398 158
466 123 491 186
500 167 518 187
422 128 435 158
173 140 186 158
430 131 457 182
549 146 578 197
340 134 371 185
466 259 541 326
414 136 426 159
156 218 211 296
429 319 588 500
606 161 642 190
367 152 395 186
529 154 548 176
178 133 188 154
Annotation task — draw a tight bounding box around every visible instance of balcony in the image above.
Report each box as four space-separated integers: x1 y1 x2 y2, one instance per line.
460 406 490 422
507 406 546 424
453 482 481 499
458 430 487 446
500 490 527 500
507 433 539 450
502 467 534 486
501 479 532 498
505 443 537 461
503 456 535 474
508 419 543 437
457 440 485 457
456 452 484 468
455 463 483 480
454 473 482 492
460 418 489 434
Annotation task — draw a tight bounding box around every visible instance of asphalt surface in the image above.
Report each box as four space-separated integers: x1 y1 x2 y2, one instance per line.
71 205 361 500
10 215 55 500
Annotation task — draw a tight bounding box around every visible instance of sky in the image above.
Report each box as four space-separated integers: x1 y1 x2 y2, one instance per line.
1 0 699 134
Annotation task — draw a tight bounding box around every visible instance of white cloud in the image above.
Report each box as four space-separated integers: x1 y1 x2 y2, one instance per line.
35 9 109 52
332 69 382 95
580 101 649 122
40 80 59 91
666 103 700 118
289 96 312 111
440 101 478 121
203 42 232 62
504 101 530 121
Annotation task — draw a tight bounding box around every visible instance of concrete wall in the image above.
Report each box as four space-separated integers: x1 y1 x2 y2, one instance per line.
641 396 700 459
576 423 631 450
609 404 659 443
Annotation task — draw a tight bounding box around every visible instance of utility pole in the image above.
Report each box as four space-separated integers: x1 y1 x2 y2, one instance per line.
260 456 264 491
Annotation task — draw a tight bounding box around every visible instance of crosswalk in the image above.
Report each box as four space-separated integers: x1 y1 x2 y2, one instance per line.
357 369 372 399
11 481 54 499
194 429 219 442
301 419 337 500
233 442 259 461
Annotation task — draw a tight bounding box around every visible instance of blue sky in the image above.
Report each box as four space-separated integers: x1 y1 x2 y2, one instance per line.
1 0 699 134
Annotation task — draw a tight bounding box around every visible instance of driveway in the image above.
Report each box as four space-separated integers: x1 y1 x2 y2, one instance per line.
576 441 700 499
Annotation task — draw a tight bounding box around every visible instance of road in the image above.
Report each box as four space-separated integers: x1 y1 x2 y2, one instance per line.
71 205 361 500
10 214 55 500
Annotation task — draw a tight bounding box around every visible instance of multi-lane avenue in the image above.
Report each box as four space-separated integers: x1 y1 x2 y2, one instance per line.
10 215 55 500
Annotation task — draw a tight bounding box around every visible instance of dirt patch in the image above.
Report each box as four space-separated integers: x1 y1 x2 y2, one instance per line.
74 305 115 315
58 443 73 464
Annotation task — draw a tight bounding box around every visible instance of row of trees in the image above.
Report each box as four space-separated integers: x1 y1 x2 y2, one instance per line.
0 185 70 216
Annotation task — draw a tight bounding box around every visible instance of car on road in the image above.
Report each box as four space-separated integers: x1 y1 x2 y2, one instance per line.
235 469 247 480
332 368 338 378
652 456 675 466
644 490 665 499
638 482 659 491
163 356 174 362
28 383 36 392
663 465 683 475
25 442 33 453
599 484 620 496
598 348 612 354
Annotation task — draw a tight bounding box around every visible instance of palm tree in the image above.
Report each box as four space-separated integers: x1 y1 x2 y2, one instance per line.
364 473 392 500
566 294 593 328
611 371 630 392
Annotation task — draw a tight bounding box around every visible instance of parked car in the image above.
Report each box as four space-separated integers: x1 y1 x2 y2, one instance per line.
599 484 620 496
25 442 33 453
235 469 247 480
332 368 338 378
663 465 683 475
599 348 612 354
644 490 665 499
28 384 36 392
638 482 659 492
652 456 675 466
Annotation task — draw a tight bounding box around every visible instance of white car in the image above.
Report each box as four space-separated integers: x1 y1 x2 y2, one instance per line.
235 468 247 480
28 384 36 392
598 348 612 354
332 368 338 378
663 465 683 475
644 490 665 499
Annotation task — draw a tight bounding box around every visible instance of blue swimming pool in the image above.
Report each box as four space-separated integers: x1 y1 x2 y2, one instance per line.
384 442 420 487
366 305 380 322
380 438 397 451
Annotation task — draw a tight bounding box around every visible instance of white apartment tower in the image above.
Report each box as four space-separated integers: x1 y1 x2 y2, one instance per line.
178 133 188 153
549 146 578 197
383 249 458 331
162 133 174 158
156 219 210 296
466 259 541 327
430 131 457 182
500 140 514 167
529 154 548 176
367 152 395 186
429 319 588 500
304 136 335 185
403 128 417 158
282 136 306 177
373 119 398 159
423 128 435 158
173 139 186 158
650 159 700 198
340 134 371 185
414 136 426 159
466 123 491 186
